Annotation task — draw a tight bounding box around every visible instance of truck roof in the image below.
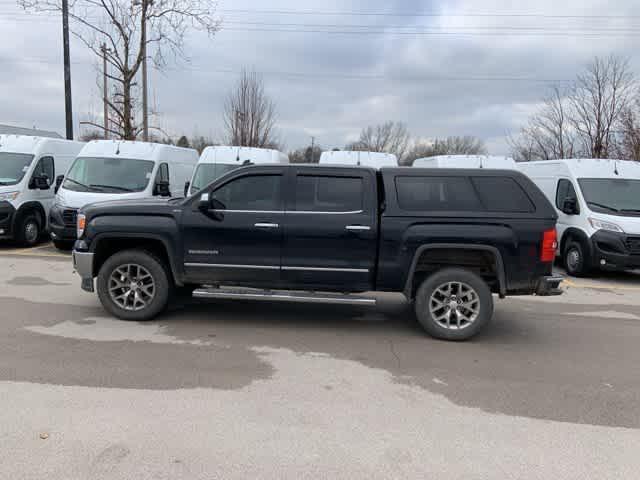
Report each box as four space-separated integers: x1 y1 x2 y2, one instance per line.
199 146 289 165
0 135 84 155
78 140 198 163
517 158 640 179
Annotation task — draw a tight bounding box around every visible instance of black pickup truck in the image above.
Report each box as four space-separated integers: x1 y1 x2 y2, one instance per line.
72 165 562 340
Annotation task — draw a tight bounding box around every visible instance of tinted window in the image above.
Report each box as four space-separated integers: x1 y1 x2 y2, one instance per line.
395 176 481 211
34 156 54 180
212 175 282 211
295 175 363 212
556 179 577 209
472 177 535 212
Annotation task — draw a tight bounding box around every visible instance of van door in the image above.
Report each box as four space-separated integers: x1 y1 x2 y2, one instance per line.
555 177 582 241
29 155 55 216
281 168 377 292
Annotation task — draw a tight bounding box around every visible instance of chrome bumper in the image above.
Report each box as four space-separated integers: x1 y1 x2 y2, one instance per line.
72 250 95 292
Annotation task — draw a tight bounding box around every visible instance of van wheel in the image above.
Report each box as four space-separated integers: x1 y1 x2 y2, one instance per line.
17 214 41 247
414 268 493 341
97 249 172 321
53 240 74 251
564 241 588 277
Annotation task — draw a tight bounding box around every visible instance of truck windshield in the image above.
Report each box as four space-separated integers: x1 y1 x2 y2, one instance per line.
190 164 240 193
0 152 34 186
63 157 155 193
578 178 640 215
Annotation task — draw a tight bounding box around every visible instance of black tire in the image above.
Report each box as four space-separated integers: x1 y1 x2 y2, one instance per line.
564 241 589 277
53 240 74 251
414 268 494 341
97 249 172 321
16 214 41 247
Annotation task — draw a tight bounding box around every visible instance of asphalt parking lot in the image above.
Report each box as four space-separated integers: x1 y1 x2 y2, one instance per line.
1 241 640 479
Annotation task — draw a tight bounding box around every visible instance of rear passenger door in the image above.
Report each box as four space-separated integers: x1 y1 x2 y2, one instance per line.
281 168 377 291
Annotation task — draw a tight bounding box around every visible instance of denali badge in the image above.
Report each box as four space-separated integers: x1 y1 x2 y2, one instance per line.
188 250 219 255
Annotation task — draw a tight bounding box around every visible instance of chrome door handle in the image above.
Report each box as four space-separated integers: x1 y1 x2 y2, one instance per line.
254 223 280 229
345 225 371 231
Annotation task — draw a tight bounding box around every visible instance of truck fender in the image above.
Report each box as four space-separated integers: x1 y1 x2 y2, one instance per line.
403 243 507 298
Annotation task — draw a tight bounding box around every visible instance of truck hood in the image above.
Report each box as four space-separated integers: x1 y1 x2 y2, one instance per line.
81 197 178 217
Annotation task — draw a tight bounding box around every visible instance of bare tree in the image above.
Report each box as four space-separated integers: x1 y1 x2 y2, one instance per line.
20 0 220 140
289 144 322 163
509 87 576 161
405 136 487 164
617 98 640 161
347 121 411 161
569 55 636 158
223 70 280 149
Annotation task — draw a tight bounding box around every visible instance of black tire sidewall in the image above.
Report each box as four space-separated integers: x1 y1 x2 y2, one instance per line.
97 250 171 321
414 268 494 341
18 215 40 246
564 241 586 277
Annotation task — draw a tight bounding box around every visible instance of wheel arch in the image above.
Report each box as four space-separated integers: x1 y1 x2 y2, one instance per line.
403 244 506 300
13 201 46 231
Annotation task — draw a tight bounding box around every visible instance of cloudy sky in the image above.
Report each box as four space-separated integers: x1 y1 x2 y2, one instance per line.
1 0 639 153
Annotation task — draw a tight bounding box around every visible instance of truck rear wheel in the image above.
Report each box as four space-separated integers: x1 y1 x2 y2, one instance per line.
97 249 172 321
414 268 493 341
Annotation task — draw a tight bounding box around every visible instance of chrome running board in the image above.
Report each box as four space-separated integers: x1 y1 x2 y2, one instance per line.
192 287 376 306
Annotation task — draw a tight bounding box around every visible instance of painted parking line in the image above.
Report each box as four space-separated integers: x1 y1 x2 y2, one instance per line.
563 278 640 292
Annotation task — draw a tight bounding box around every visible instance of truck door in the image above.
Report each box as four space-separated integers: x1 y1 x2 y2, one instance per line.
281 168 377 292
182 170 284 285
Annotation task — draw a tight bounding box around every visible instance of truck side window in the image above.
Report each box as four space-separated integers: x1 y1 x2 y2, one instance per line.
472 177 535 213
34 156 55 181
295 175 363 212
212 174 282 211
395 176 481 212
556 179 577 209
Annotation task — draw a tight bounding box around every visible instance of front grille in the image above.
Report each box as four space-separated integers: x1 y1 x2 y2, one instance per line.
62 208 78 227
625 236 640 255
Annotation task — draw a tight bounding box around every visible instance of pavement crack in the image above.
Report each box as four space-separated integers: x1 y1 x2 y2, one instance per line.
388 339 402 370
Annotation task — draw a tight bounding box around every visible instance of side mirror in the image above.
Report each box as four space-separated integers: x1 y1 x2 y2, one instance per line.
55 175 64 194
198 193 225 221
154 180 171 197
562 198 578 215
32 175 50 190
198 192 210 210
184 181 191 197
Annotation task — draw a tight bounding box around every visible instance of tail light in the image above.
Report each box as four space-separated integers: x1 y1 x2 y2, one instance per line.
541 228 558 262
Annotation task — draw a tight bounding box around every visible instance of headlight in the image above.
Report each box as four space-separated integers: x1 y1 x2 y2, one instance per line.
0 191 20 202
77 213 86 238
588 217 624 233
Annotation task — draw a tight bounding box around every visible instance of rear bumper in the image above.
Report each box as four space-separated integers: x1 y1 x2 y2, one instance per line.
0 201 16 239
590 231 640 270
535 275 564 296
72 250 95 292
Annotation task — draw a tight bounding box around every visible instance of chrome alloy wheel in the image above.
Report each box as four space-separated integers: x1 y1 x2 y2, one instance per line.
428 281 480 330
108 264 156 312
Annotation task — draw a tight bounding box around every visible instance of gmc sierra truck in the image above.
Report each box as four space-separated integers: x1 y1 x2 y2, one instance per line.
72 165 562 340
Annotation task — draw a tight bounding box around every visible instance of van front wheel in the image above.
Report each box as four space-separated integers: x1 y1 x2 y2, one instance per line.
17 214 41 247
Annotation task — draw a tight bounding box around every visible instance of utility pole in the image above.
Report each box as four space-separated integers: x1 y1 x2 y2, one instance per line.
101 43 109 139
310 136 315 163
141 0 150 141
61 0 73 140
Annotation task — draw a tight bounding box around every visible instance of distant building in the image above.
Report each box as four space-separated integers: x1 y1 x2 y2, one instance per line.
0 124 62 139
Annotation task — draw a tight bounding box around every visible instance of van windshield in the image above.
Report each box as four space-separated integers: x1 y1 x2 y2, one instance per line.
0 152 34 186
63 157 155 193
191 164 242 193
578 178 640 215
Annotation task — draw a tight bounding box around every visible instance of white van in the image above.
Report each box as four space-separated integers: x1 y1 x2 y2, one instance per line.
51 140 198 249
319 151 398 169
518 159 640 276
413 155 517 170
187 146 289 196
0 135 84 246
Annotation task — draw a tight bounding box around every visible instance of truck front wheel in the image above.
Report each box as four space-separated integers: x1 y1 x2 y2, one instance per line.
97 249 172 321
414 268 493 341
